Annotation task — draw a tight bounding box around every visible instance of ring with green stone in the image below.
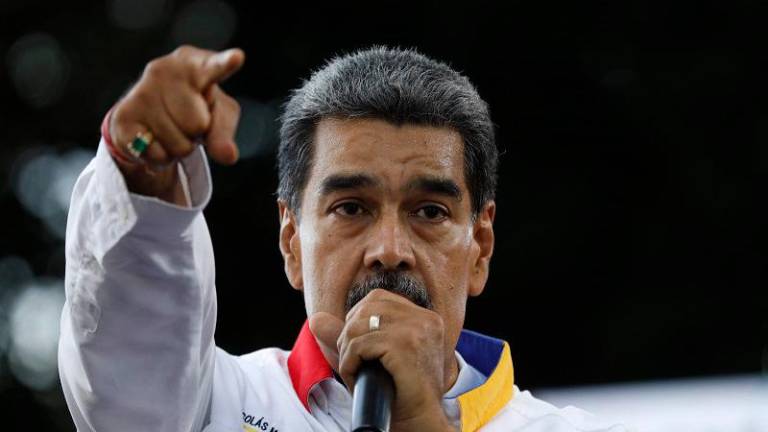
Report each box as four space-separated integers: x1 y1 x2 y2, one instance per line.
126 131 153 158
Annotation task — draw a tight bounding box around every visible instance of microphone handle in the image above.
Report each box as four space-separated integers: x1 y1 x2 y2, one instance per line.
351 360 395 432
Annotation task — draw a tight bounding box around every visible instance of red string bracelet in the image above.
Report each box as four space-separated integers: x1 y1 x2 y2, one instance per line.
101 107 140 167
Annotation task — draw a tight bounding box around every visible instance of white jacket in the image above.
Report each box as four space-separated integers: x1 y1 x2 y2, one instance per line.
59 140 632 432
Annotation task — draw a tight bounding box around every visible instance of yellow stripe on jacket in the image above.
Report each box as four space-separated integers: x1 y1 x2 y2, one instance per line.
456 337 515 431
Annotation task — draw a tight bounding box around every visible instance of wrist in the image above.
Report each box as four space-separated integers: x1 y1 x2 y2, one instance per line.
101 107 186 206
102 106 141 169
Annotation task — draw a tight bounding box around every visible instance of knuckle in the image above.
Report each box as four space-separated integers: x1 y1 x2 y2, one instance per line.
336 330 348 351
130 88 154 106
353 303 373 321
426 310 444 329
181 114 210 135
143 58 167 79
368 288 387 300
407 312 442 348
346 336 362 355
172 45 195 58
421 319 440 340
402 332 419 350
111 103 129 126
227 97 241 116
221 93 239 108
413 333 432 351
111 99 142 131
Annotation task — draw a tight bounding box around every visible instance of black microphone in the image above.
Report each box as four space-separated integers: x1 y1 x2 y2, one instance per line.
351 360 395 432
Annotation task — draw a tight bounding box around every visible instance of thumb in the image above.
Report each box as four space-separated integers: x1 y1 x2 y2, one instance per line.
309 312 344 372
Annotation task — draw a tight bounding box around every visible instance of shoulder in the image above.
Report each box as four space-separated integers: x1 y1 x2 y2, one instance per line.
211 347 293 389
215 346 290 375
481 386 634 432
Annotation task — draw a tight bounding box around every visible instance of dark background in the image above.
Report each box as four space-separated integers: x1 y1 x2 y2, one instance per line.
1 0 766 429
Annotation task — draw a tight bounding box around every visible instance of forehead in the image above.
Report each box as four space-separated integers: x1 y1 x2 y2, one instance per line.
309 117 465 186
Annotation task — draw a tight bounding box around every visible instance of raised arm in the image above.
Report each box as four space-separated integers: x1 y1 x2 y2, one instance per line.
58 46 244 432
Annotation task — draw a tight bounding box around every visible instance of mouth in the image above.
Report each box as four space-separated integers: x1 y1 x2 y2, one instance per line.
345 270 433 312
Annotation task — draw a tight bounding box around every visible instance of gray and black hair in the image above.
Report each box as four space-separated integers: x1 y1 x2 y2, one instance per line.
277 46 497 217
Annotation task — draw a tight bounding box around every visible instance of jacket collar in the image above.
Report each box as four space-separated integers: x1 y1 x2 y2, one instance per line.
455 329 515 431
287 321 333 411
287 320 514 431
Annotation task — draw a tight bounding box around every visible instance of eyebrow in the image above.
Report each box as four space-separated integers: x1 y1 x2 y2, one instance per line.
319 173 462 201
320 174 380 195
405 176 462 200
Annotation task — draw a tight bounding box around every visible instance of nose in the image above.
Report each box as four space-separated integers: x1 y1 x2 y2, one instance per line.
363 209 415 271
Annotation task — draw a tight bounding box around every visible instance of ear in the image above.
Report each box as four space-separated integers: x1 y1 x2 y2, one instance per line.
469 200 495 297
278 199 303 291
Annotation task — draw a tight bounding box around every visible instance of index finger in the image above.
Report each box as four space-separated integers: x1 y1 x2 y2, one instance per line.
345 288 417 322
176 46 246 90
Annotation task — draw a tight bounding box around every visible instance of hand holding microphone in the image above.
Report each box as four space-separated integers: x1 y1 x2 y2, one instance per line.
309 289 458 432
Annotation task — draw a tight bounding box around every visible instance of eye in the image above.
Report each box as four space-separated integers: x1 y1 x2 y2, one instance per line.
333 201 367 217
413 204 449 222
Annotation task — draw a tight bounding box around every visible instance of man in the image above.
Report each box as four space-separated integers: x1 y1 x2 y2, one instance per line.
59 45 629 431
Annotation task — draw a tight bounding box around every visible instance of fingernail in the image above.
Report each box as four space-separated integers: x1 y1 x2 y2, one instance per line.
214 50 233 66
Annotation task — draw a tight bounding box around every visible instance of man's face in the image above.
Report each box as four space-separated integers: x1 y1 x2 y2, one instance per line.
279 117 495 356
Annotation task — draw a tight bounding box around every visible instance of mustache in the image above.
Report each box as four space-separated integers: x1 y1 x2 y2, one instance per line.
345 271 433 312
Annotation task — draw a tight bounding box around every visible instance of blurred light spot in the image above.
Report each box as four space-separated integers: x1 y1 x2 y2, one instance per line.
6 33 71 108
8 278 65 391
537 374 768 432
235 98 279 159
171 0 237 50
108 0 168 30
0 256 34 357
13 147 95 239
0 256 34 293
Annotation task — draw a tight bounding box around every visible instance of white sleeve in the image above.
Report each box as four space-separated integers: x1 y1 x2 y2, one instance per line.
58 140 217 432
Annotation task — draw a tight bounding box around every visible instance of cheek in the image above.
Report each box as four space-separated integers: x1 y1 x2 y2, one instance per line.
299 222 361 317
424 226 474 277
419 226 474 304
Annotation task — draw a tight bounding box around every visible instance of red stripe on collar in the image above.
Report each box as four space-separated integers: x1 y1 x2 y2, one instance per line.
287 320 334 411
